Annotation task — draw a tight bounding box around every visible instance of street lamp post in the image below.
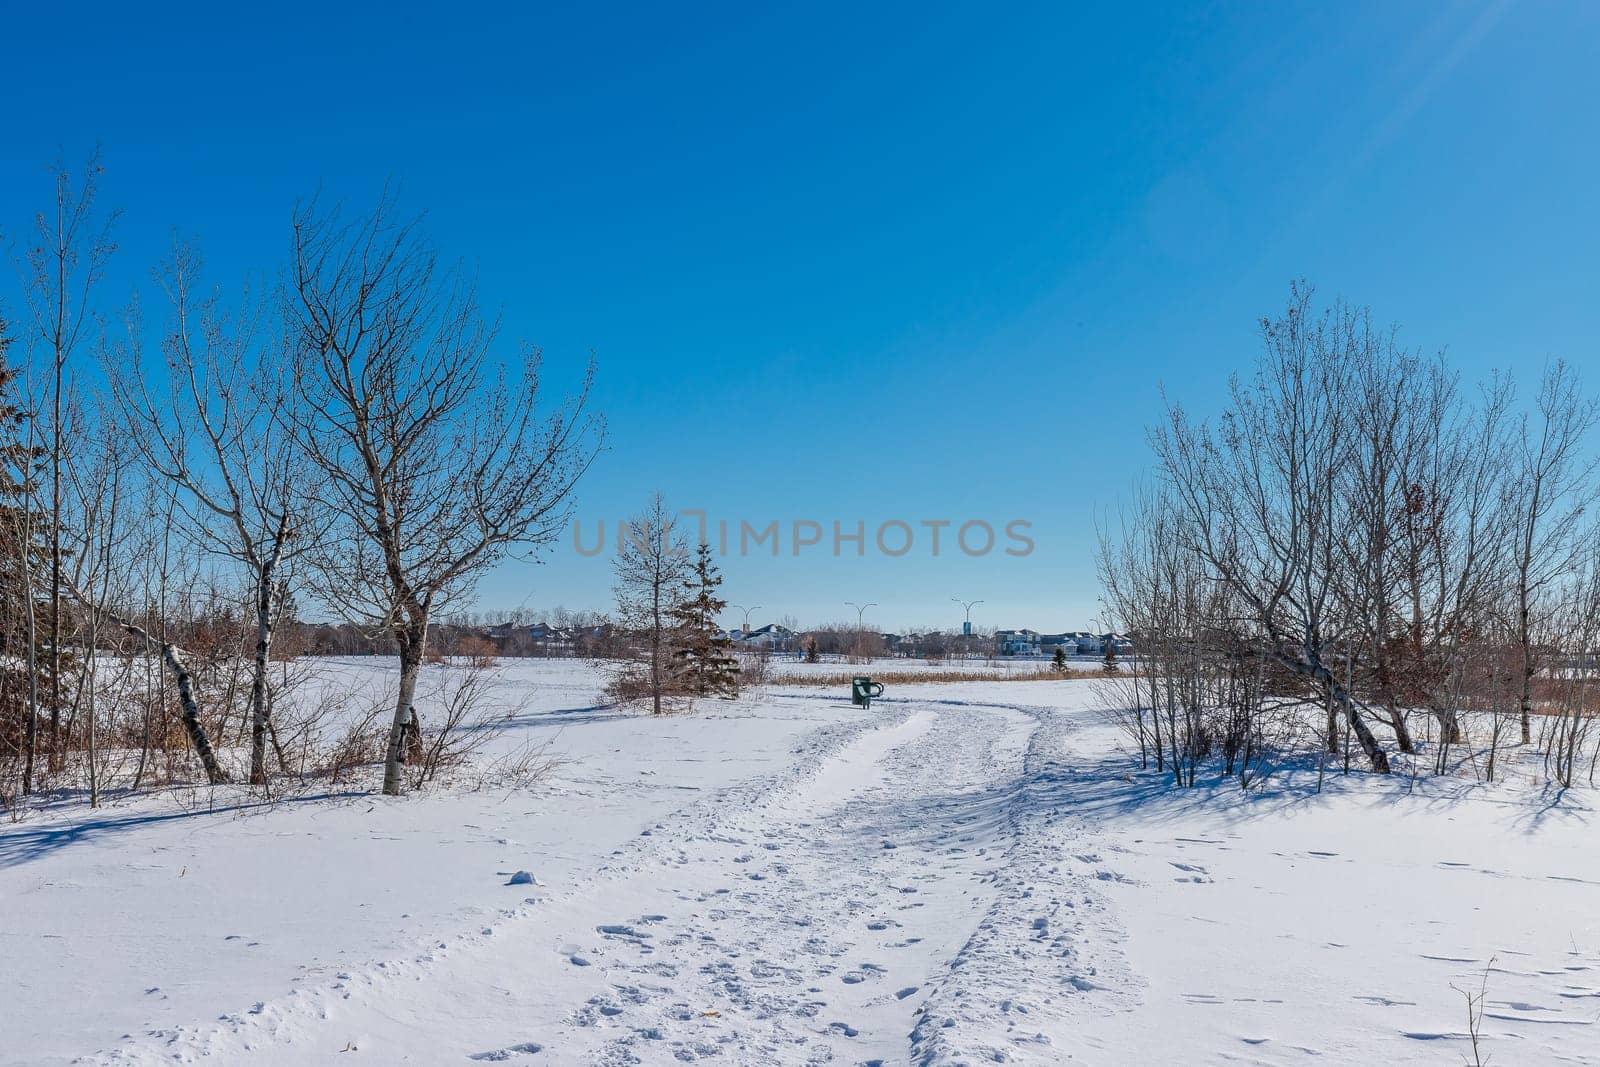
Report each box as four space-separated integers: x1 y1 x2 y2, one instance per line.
845 600 877 662
952 597 983 662
730 603 762 637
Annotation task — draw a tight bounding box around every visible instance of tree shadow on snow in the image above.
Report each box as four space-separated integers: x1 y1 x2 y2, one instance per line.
0 789 367 868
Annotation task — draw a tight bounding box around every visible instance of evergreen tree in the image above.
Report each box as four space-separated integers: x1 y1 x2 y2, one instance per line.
668 542 740 698
0 317 52 794
1051 645 1068 674
804 634 820 663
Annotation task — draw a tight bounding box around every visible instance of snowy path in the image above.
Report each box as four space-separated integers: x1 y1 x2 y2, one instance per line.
30 670 1599 1065
90 694 1130 1065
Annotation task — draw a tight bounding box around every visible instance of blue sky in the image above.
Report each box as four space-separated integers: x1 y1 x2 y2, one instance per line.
3 1 1598 633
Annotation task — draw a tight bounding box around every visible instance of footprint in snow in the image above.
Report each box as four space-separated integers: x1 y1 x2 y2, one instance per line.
842 963 886 984
597 924 651 940
469 1041 543 1060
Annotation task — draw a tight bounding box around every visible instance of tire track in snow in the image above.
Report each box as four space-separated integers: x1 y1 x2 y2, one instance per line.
909 698 1139 1066
555 699 1036 1065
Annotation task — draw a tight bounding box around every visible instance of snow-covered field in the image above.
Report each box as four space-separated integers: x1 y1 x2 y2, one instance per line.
761 655 1097 682
4 660 1597 1065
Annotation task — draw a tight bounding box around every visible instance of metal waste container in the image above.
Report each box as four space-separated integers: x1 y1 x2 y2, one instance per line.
851 676 885 708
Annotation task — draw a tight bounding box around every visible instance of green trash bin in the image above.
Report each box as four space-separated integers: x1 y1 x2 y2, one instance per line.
851 676 885 708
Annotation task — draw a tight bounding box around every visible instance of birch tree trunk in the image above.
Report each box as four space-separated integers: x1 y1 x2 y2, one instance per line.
21 540 39 795
248 525 288 785
382 622 428 796
65 577 228 785
1272 646 1391 773
162 637 228 785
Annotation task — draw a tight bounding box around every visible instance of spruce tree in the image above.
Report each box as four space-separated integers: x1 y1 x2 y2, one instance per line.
0 317 52 794
668 542 740 698
1051 645 1068 674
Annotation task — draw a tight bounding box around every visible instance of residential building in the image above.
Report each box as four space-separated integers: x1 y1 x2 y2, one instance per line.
995 629 1041 655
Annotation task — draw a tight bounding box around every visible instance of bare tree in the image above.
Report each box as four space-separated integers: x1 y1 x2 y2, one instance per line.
1395 368 1514 764
61 404 130 804
286 194 600 795
53 410 231 787
1507 361 1597 743
612 492 689 714
1153 285 1392 772
109 238 314 786
19 152 117 769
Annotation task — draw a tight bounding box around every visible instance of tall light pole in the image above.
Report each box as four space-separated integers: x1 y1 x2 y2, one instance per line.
953 597 983 662
730 603 762 636
845 600 877 661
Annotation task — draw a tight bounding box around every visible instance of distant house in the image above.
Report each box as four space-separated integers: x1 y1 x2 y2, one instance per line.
732 623 795 650
1038 632 1086 653
528 622 576 652
996 629 1041 656
1101 632 1134 656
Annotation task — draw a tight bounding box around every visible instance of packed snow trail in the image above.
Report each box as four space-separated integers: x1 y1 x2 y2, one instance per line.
91 695 1132 1065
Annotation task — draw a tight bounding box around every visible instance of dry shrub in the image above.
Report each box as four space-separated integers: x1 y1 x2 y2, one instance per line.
323 706 389 787
603 665 657 706
409 663 499 789
470 739 563 791
455 635 499 668
260 665 395 787
740 648 772 689
602 660 691 713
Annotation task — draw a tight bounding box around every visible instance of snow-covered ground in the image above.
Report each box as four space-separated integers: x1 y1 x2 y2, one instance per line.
3 660 1597 1064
